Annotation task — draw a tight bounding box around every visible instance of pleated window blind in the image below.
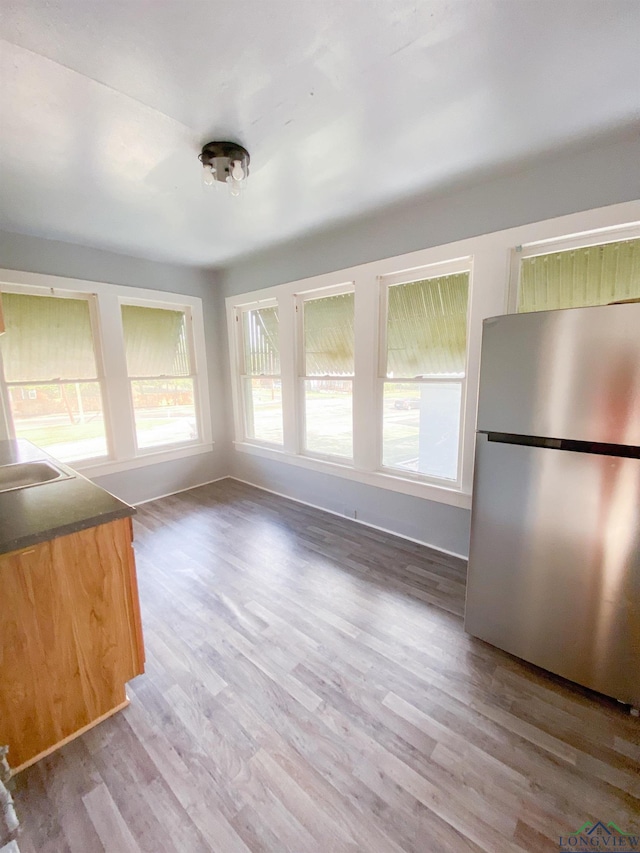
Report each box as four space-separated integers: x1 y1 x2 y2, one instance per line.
303 292 354 376
120 305 197 449
121 305 190 377
240 306 283 444
242 306 280 375
386 273 469 377
0 278 209 467
0 292 108 462
519 238 640 312
2 293 99 382
301 291 354 459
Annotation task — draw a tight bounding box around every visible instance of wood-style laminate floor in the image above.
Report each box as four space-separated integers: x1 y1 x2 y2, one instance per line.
10 479 640 852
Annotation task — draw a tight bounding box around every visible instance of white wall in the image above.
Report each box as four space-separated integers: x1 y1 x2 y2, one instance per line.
0 231 226 504
219 131 640 558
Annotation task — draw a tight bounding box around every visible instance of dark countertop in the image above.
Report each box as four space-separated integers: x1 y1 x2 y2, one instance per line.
0 439 135 555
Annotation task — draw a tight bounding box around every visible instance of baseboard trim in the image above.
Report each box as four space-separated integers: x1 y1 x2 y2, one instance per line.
134 476 228 506
228 476 468 562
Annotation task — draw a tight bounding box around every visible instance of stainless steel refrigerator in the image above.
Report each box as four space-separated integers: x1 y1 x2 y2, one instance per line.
465 302 640 708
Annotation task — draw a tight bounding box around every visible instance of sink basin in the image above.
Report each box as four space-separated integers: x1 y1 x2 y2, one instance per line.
0 460 73 494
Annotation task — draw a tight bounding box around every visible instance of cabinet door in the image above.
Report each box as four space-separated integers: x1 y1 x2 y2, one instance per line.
0 517 144 769
1 539 60 769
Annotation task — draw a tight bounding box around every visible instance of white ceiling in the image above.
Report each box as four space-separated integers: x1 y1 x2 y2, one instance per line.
1 1 639 267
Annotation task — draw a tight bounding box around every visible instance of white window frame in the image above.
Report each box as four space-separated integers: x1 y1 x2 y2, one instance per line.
296 281 355 464
507 222 640 313
119 296 204 456
226 201 640 511
377 258 472 490
233 297 284 448
0 285 111 467
0 270 212 477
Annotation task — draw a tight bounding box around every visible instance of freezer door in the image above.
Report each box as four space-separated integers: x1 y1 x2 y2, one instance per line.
476 303 640 446
465 433 640 706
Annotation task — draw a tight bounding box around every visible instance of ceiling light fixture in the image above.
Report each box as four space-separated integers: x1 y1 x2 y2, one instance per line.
199 141 250 197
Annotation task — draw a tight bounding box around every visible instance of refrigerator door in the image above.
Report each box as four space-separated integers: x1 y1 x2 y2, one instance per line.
465 433 640 705
476 303 640 446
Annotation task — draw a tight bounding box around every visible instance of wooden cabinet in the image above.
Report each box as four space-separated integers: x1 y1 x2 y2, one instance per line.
0 517 144 771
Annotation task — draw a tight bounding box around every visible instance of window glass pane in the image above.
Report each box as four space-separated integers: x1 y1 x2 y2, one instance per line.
242 377 283 444
131 378 197 449
382 382 461 481
304 380 352 458
519 238 640 312
121 305 190 376
386 273 468 377
9 382 108 462
243 307 280 375
304 292 354 376
1 293 98 381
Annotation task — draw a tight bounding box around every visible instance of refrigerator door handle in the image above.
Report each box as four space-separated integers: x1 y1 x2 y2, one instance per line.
486 432 640 459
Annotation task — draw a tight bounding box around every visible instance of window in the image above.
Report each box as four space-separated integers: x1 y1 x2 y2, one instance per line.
1 291 108 462
239 304 283 444
0 273 211 475
227 203 637 510
380 269 469 483
516 237 640 312
121 304 198 450
300 289 354 459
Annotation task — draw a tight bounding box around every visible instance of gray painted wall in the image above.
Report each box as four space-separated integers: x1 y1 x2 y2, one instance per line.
1 130 638 552
232 454 471 556
220 131 640 558
0 231 225 504
222 129 640 294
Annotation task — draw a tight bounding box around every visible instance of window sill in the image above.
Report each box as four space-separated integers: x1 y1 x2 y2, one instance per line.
72 442 215 479
232 440 471 509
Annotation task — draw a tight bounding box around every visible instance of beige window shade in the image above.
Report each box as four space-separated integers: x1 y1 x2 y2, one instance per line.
121 305 190 377
1 293 98 382
519 238 640 312
386 272 469 377
243 307 280 375
304 292 354 376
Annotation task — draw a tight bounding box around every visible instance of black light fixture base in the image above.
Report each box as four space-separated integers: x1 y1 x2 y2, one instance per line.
199 141 250 183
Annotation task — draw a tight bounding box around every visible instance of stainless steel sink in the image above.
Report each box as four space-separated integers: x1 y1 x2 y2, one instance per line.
0 460 73 494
